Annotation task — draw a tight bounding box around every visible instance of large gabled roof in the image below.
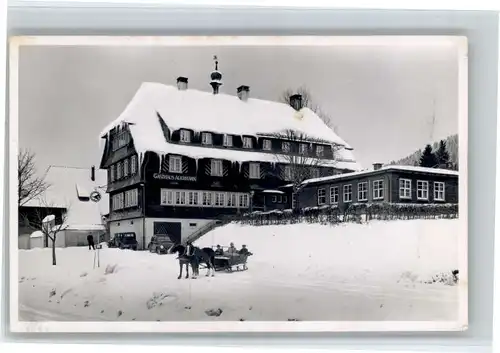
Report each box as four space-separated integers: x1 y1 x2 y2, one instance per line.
99 82 363 171
23 166 109 230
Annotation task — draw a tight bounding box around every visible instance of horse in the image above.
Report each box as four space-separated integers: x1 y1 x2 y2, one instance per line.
169 243 216 279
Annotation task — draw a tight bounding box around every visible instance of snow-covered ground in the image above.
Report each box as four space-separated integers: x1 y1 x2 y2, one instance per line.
18 219 461 322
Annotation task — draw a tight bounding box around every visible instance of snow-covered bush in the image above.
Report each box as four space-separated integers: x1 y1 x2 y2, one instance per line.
236 202 458 226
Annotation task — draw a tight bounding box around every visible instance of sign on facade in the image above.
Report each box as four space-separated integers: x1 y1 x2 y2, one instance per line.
153 173 197 182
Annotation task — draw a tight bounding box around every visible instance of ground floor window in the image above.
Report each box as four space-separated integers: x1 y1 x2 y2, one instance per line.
373 180 384 200
343 184 352 203
357 182 368 201
330 186 339 204
399 179 411 199
317 188 326 205
434 181 445 201
417 180 429 200
160 188 250 208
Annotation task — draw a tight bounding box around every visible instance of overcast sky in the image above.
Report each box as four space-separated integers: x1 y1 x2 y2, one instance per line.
18 41 459 173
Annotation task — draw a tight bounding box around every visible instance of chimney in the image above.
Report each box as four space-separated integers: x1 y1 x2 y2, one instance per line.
237 85 250 102
373 163 383 171
290 94 303 111
176 76 188 91
91 165 96 181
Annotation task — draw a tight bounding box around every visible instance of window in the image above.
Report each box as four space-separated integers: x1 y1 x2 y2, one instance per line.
201 132 212 145
227 193 237 207
169 155 182 173
358 182 368 201
373 180 384 200
343 184 352 203
202 192 212 206
263 139 272 151
112 193 124 210
223 134 233 147
239 194 249 208
124 159 129 177
249 163 260 179
116 162 123 179
211 159 223 177
278 195 283 203
292 193 297 209
188 191 199 205
417 180 429 200
180 129 191 143
160 189 250 208
434 182 445 201
282 141 290 153
272 195 277 203
175 191 186 205
283 166 292 181
399 179 412 199
112 130 130 151
124 189 138 208
310 168 320 179
160 189 174 205
317 188 326 205
131 155 138 175
110 165 115 182
330 186 339 204
316 145 324 157
299 143 308 155
243 137 253 148
215 193 225 206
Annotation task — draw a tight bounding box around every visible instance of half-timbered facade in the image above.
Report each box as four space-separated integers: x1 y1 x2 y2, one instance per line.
99 60 361 248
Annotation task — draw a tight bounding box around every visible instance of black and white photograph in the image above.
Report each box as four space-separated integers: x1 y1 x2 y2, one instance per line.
9 36 468 332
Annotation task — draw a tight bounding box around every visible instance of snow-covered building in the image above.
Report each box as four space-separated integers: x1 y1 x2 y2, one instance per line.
98 58 361 248
297 163 459 210
19 166 109 249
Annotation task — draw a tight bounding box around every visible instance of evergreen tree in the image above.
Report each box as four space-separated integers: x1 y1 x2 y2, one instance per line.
419 144 438 168
435 139 450 168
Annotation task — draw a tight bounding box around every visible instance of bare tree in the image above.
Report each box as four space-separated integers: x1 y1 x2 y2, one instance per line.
280 86 339 134
270 129 342 210
18 149 50 206
22 199 69 266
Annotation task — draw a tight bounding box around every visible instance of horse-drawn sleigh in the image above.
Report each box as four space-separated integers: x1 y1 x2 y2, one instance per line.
211 245 252 272
168 242 252 279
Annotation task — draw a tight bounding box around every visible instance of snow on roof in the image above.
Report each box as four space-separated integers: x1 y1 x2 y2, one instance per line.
30 230 44 238
42 215 55 223
23 166 109 229
261 190 286 194
302 165 459 186
99 82 362 171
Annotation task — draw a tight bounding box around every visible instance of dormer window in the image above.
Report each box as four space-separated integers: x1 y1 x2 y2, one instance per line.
282 142 290 153
180 129 191 143
299 143 308 155
316 145 324 157
201 132 212 145
243 137 253 149
263 139 272 151
223 134 233 147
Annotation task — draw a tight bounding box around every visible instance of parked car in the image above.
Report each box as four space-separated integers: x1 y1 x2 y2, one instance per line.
108 232 138 250
148 234 175 254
